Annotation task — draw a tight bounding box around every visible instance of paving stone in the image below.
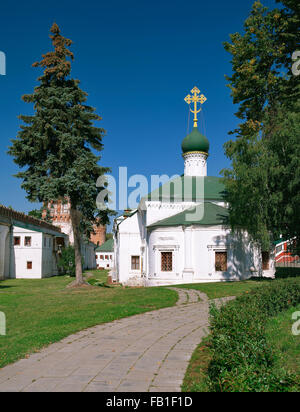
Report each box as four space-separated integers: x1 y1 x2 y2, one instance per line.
117 380 149 392
22 377 64 392
149 386 181 392
84 381 119 392
152 377 183 387
123 370 153 383
0 374 37 392
62 374 94 384
54 382 87 392
70 365 107 376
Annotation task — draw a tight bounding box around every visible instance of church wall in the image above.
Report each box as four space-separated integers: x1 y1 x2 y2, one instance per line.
145 201 227 227
145 202 194 227
115 212 144 284
146 225 275 286
147 227 185 284
192 227 251 281
115 208 276 286
118 232 143 283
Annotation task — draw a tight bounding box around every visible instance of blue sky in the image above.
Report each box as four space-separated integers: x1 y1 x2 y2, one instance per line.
0 0 278 217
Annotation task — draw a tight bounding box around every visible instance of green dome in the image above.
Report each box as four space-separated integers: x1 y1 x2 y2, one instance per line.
181 127 210 154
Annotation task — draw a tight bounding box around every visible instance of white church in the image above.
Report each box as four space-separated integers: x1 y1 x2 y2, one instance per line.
113 87 275 286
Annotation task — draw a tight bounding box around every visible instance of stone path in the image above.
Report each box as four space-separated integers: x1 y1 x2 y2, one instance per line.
167 287 208 305
0 288 234 392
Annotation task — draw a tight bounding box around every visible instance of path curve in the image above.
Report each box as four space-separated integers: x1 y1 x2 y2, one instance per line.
0 288 233 392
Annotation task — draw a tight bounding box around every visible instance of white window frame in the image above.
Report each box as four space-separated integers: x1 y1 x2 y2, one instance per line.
131 255 140 271
207 245 228 275
153 245 179 276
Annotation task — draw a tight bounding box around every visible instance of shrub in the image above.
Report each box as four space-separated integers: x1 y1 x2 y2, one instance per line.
275 267 300 279
207 278 300 392
58 246 77 277
87 278 111 288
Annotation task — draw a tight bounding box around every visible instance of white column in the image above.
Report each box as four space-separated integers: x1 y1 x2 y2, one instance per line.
184 152 208 177
182 227 194 282
207 246 214 277
153 247 158 277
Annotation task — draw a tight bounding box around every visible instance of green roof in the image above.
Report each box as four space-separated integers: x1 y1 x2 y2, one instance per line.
181 127 210 154
95 238 114 252
145 176 226 202
148 202 229 229
273 239 287 245
12 220 67 237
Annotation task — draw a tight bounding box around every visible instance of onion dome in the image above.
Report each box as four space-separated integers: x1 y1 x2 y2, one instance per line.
181 127 210 154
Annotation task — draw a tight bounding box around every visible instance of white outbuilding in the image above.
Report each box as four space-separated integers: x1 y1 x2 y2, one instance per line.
95 238 114 270
0 205 68 279
0 204 96 280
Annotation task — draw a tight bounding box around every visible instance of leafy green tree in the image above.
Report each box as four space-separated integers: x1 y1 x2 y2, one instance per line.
28 206 52 222
9 23 113 285
222 0 300 250
28 209 42 219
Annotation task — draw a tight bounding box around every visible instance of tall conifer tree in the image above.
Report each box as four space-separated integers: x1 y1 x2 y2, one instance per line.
9 23 112 285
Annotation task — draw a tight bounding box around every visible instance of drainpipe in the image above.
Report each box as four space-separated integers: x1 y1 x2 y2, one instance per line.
8 218 13 279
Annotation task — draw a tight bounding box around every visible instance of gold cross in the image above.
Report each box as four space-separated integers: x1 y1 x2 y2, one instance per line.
184 86 207 128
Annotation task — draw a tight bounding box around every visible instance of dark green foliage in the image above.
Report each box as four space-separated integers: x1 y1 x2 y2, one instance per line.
28 207 52 223
222 0 300 250
58 246 77 277
28 209 42 219
87 278 111 288
275 267 300 278
105 233 113 241
207 278 300 391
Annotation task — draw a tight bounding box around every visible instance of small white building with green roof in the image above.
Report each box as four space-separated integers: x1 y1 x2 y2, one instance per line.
95 238 114 270
113 87 275 286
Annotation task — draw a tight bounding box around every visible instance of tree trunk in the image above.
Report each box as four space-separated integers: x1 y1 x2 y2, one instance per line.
70 207 85 286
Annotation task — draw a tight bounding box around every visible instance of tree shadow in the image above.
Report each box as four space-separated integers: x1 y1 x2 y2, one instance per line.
0 283 14 289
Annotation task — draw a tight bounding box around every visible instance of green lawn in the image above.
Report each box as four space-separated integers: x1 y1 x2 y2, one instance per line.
265 303 300 377
0 271 177 369
85 269 110 284
169 279 267 299
181 337 211 392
